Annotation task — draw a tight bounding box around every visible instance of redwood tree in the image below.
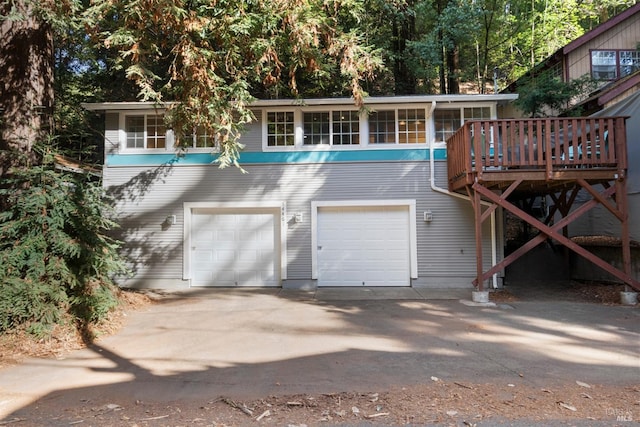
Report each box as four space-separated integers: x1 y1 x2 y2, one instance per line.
0 0 54 175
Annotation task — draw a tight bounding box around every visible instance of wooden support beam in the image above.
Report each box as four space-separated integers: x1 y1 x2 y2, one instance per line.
474 184 615 284
616 178 633 292
473 182 639 290
577 179 624 221
473 184 484 291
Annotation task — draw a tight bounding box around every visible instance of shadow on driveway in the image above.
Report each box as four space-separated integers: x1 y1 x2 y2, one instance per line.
0 287 637 424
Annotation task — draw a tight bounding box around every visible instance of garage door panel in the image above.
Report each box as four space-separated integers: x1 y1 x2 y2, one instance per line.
317 205 410 287
191 211 279 287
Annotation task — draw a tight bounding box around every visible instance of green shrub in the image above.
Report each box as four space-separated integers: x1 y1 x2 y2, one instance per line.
0 145 128 337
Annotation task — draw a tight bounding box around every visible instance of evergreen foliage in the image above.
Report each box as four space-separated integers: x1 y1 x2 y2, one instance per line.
513 72 598 117
0 144 128 337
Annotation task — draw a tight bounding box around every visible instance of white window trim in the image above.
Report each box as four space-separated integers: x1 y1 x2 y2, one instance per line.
119 111 174 154
186 126 221 152
262 105 434 151
261 103 496 151
182 202 287 284
310 199 418 280
432 103 496 146
369 106 431 145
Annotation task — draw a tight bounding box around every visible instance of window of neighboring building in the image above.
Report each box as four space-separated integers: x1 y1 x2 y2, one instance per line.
267 111 295 146
303 112 330 145
591 50 617 80
547 62 563 81
332 110 360 145
591 49 640 80
620 50 640 77
125 114 166 149
369 110 396 143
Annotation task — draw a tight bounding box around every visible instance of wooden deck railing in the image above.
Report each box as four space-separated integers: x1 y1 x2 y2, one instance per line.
447 117 628 190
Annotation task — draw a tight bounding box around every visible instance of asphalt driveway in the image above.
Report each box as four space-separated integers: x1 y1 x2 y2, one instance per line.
0 287 638 424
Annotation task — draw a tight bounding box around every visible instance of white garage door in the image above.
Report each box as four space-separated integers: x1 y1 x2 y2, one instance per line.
317 205 410 287
190 209 279 287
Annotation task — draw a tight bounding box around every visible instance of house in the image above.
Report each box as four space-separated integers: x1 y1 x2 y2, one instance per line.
499 3 640 286
504 2 640 117
83 95 519 290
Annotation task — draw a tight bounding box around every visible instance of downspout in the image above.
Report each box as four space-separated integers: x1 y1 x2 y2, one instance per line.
428 101 499 289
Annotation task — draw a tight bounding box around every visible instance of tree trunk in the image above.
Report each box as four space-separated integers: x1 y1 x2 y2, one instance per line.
392 14 416 95
0 0 54 175
446 45 459 94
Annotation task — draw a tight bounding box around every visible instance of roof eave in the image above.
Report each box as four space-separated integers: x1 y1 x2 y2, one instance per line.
563 3 640 54
82 94 519 112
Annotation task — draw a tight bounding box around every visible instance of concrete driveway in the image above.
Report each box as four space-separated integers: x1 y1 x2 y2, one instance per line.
0 287 638 422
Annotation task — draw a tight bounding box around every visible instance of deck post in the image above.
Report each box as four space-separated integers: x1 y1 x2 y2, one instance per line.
616 177 633 292
473 184 484 292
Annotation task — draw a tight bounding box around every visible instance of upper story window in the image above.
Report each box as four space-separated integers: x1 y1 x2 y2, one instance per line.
193 126 218 148
125 114 166 149
620 50 640 77
302 111 360 145
398 108 426 144
591 49 640 80
331 110 360 145
303 112 330 145
370 108 427 144
434 106 491 143
262 103 495 149
267 111 295 146
434 110 460 143
369 110 396 143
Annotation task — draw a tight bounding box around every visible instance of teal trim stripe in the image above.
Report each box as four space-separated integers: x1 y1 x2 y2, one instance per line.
106 148 447 166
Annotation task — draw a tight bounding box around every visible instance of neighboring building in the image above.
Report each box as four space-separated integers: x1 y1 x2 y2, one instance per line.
502 2 640 283
84 95 517 290
504 2 640 117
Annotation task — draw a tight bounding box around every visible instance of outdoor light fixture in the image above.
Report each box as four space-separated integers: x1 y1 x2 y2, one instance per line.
166 215 177 225
423 210 433 222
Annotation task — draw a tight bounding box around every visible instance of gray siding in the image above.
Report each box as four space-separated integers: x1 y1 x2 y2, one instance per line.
105 159 495 288
243 110 263 152
105 113 120 156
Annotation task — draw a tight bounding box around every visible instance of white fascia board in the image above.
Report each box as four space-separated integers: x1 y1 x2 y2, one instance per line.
83 94 519 112
81 102 175 111
252 94 519 107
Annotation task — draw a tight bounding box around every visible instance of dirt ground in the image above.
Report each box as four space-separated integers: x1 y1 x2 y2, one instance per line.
1 282 638 426
4 381 638 426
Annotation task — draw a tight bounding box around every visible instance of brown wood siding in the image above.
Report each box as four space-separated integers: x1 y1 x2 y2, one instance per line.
567 12 640 80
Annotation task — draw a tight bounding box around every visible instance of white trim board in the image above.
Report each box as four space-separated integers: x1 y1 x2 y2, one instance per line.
311 199 418 281
183 202 287 285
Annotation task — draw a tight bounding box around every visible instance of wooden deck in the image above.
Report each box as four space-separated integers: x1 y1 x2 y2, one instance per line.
445 117 639 292
447 117 628 196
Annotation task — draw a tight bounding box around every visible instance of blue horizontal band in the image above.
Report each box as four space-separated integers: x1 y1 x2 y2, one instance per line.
106 148 447 166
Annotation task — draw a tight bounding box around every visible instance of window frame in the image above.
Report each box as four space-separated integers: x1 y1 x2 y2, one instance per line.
262 104 450 151
590 49 640 81
262 106 366 151
433 104 495 145
119 111 173 153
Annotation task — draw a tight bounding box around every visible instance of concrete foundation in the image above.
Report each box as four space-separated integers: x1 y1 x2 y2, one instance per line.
472 291 489 303
620 291 638 305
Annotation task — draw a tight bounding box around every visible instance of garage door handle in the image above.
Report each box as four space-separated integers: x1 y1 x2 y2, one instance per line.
317 245 322 250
